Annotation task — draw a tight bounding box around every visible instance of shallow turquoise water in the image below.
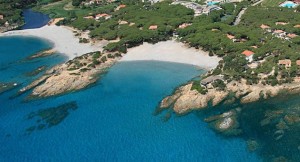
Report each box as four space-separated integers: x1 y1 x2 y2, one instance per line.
0 36 261 161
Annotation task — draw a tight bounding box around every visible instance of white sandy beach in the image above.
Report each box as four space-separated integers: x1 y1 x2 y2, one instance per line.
1 25 220 69
0 25 105 60
121 40 221 69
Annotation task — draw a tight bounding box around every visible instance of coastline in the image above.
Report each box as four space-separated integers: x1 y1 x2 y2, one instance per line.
0 25 106 60
0 22 222 99
0 25 221 69
121 40 221 69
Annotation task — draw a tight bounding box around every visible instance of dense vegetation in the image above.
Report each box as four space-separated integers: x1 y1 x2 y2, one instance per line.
0 0 37 26
3 0 300 87
34 0 300 86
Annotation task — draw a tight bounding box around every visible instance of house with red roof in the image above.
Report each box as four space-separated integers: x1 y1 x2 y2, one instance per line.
95 13 111 20
242 50 255 62
179 23 191 29
226 34 235 40
149 25 158 30
278 59 291 68
293 0 300 4
276 22 288 25
294 24 300 28
260 24 270 29
116 4 126 11
287 33 298 38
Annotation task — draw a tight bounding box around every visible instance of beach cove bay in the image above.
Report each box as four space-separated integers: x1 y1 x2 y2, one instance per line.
0 36 262 161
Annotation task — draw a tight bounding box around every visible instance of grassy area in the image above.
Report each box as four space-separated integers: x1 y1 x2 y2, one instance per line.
260 0 285 7
34 0 88 18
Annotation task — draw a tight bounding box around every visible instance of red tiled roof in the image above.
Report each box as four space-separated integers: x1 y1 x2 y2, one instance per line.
241 50 254 57
276 22 288 25
119 4 126 8
274 30 284 34
149 25 158 30
96 13 109 17
179 23 191 29
260 24 270 29
278 59 291 65
287 33 298 38
227 34 235 40
294 24 300 28
293 0 300 4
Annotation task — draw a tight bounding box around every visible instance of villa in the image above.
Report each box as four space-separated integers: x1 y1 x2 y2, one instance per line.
242 50 255 62
287 33 298 38
201 75 224 86
116 4 126 11
296 60 300 66
294 24 300 28
149 25 158 30
0 15 3 20
171 1 204 16
273 30 287 39
179 23 192 29
95 14 111 20
293 0 300 4
278 59 292 68
4 21 9 27
276 22 289 25
226 34 235 40
119 20 129 25
202 5 222 15
260 24 270 29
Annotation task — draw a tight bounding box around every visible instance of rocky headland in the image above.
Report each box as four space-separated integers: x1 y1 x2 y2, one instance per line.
159 79 300 114
19 51 121 99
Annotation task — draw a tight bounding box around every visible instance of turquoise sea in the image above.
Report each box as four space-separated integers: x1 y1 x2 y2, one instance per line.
0 36 262 161
1 9 299 162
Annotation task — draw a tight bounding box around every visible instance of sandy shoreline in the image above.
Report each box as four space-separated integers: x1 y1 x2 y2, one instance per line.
0 25 105 60
121 40 221 69
0 25 221 69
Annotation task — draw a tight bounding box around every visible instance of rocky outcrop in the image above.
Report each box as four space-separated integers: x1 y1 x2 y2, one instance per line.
160 79 300 114
27 49 56 60
19 51 121 99
160 83 228 114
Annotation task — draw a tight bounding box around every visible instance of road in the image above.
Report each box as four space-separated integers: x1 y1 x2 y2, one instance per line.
233 0 264 26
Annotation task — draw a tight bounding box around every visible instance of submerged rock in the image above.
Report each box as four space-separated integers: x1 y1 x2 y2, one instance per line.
205 110 241 136
27 49 56 60
0 82 18 94
25 66 47 77
284 114 300 125
26 101 78 134
247 140 259 152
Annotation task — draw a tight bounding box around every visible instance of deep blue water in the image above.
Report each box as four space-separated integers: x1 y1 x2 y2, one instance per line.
0 37 261 161
21 9 50 29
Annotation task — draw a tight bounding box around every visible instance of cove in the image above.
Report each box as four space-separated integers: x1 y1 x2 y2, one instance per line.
0 36 261 162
